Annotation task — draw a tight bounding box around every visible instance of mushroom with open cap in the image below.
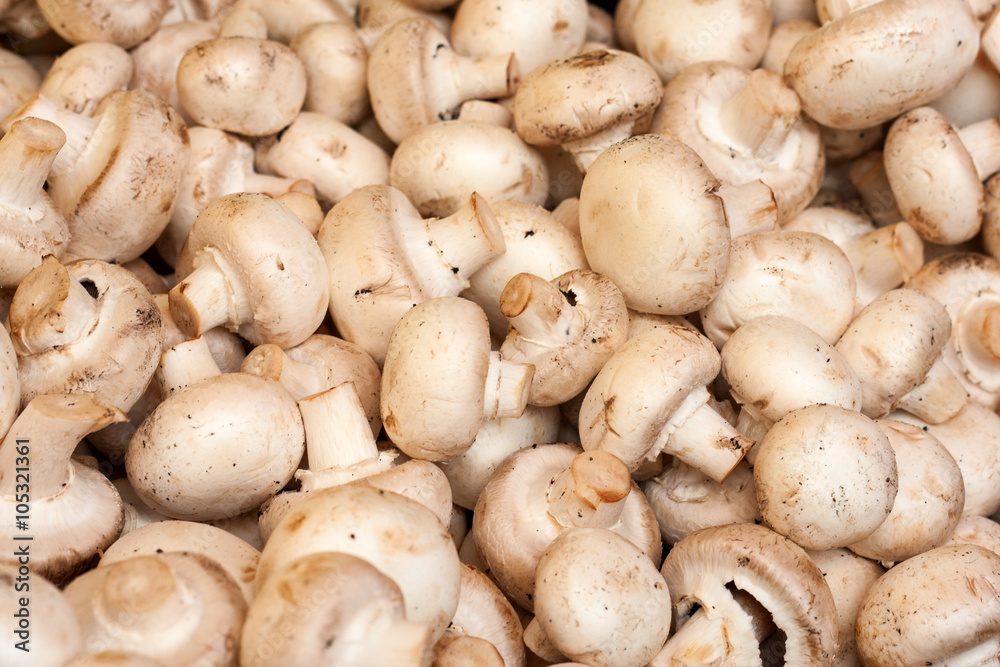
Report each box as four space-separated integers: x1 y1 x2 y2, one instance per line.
381 296 533 461
700 230 858 349
578 133 732 316
651 62 824 223
783 0 979 130
0 117 67 289
530 527 672 667
578 324 753 482
473 443 661 611
499 269 628 407
0 563 81 667
257 484 462 642
64 552 246 666
367 17 519 145
835 288 968 423
241 551 435 667
319 185 505 365
754 403 898 551
169 191 329 349
36 0 170 48
0 394 126 583
652 523 838 665
855 544 1000 665
883 106 1000 245
514 49 661 173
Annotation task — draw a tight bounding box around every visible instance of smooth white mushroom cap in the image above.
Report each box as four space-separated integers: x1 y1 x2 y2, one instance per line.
37 0 170 48
0 563 82 667
39 42 134 117
441 564 525 667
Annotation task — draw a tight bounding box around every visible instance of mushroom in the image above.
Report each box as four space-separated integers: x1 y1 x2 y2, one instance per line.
653 523 838 665
64 552 246 666
380 297 533 461
388 117 550 218
449 0 586 75
38 42 134 117
125 349 305 522
241 552 434 667
3 90 189 263
257 484 463 642
847 150 904 226
0 116 67 290
0 324 16 440
499 270 628 407
36 0 170 48
651 63 824 223
513 48 662 173
241 334 382 436
699 230 858 349
290 21 370 126
0 563 82 667
883 106 1000 245
8 257 164 421
356 0 453 50
169 192 329 349
237 0 353 43
99 520 260 604
473 443 661 610
530 528 672 667
855 544 1000 665
760 19 819 74
0 48 41 121
319 186 505 365
783 0 980 129
0 394 125 583
578 325 753 481
754 404 898 550
175 8 307 137
578 133 731 316
944 514 1000 555
367 17 518 144
835 288 968 423
929 52 1000 129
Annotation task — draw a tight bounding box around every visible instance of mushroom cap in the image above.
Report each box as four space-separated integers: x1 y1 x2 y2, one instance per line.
500 270 629 407
40 42 135 117
242 552 433 667
473 442 661 610
784 0 979 129
380 297 493 461
945 515 1000 555
847 419 965 564
578 133 730 315
64 552 246 665
855 544 1000 665
0 325 17 441
884 107 984 245
514 49 662 146
754 403 898 550
99 520 260 604
257 484 462 642
291 21 370 126
37 0 170 48
722 314 862 424
176 36 307 137
661 523 838 664
577 324 721 471
174 192 329 349
533 528 672 667
389 119 550 218
700 230 857 348
125 373 305 521
12 259 163 414
0 563 82 667
444 564 526 667
836 288 953 419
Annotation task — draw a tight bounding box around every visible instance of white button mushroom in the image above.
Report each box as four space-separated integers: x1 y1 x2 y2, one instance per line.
38 42 134 117
290 21 370 126
36 0 170 48
0 563 82 667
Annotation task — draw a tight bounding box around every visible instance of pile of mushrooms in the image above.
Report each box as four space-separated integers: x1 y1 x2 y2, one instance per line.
5 0 1000 665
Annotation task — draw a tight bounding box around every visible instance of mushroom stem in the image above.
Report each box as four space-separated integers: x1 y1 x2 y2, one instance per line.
842 222 924 308
156 337 223 397
654 386 753 483
500 272 587 345
241 344 325 399
294 382 395 491
0 117 65 210
957 117 1000 182
716 180 779 238
482 352 533 420
0 394 124 498
561 120 636 173
3 93 96 178
168 249 254 338
896 356 969 424
547 451 631 529
955 293 1000 390
445 51 519 111
734 405 772 466
717 69 801 158
96 557 200 641
426 193 506 285
7 256 100 355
